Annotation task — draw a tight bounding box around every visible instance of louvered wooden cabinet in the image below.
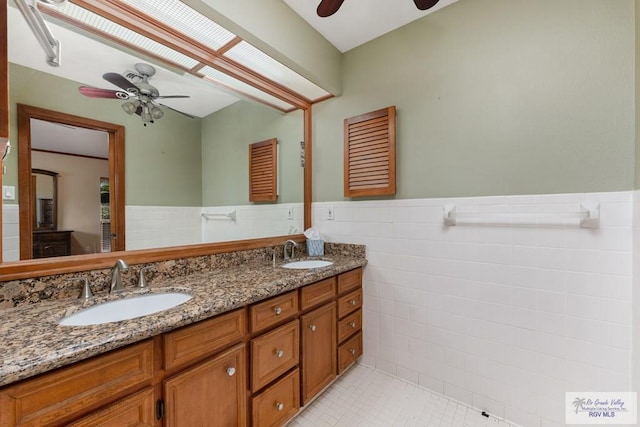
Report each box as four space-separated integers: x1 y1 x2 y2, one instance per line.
344 107 396 197
249 138 278 202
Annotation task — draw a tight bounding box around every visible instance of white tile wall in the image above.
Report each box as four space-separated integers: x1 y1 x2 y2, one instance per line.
2 204 19 261
125 203 304 250
126 205 202 250
201 203 304 243
313 192 633 427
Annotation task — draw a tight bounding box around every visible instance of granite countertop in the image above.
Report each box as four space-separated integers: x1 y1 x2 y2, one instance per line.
0 255 366 388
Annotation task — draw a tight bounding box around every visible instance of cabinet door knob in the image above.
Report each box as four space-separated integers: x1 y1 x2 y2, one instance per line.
309 324 317 332
350 300 356 306
350 348 356 355
226 367 236 376
274 307 283 315
349 321 356 328
275 402 285 411
275 349 284 358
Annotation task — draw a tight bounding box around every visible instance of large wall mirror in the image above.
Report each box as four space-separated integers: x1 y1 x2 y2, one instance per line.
0 0 315 278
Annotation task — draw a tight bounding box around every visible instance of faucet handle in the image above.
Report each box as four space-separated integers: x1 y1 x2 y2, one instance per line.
66 277 93 300
138 266 153 289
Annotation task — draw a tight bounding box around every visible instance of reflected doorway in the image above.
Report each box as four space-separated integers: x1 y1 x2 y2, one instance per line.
18 104 125 259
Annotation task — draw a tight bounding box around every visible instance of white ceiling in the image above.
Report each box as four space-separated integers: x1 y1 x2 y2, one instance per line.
7 5 241 119
31 119 109 159
283 0 460 52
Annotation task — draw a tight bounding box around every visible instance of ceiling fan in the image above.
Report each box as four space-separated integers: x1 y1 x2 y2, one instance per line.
78 63 192 126
317 0 440 17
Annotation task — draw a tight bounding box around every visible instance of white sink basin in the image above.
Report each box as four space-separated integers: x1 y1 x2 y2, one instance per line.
59 292 193 326
281 260 333 269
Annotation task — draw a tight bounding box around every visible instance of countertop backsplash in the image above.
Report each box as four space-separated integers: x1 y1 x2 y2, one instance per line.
0 242 365 310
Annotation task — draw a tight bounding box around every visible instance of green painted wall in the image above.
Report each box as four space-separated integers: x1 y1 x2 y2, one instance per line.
313 0 636 201
7 63 203 206
201 101 303 206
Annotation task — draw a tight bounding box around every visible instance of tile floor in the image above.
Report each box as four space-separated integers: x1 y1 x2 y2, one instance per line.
289 364 520 427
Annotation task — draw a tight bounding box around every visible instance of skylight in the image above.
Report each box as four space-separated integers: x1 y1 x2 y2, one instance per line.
48 1 199 69
121 0 237 50
200 66 296 111
39 0 331 111
224 41 331 101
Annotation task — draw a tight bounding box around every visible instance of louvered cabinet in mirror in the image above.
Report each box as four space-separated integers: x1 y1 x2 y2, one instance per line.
344 106 396 197
249 138 278 202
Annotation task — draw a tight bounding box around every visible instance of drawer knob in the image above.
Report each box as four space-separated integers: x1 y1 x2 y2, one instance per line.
226 367 236 377
275 349 284 358
349 321 356 328
309 324 317 332
274 307 283 315
350 300 356 306
350 348 356 355
276 402 285 411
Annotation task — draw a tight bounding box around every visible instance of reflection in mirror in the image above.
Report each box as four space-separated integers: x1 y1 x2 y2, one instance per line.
32 169 57 231
2 3 305 263
31 119 111 257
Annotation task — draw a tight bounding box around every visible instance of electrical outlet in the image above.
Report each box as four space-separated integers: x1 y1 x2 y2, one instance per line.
287 206 294 220
327 206 335 220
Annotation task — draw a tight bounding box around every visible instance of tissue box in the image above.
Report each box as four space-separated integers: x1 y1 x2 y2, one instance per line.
307 239 324 257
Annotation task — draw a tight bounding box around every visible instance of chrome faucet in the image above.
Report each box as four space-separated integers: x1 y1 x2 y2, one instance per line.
110 259 129 292
284 240 297 260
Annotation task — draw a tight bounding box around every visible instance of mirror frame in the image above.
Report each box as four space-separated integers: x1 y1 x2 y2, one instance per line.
18 104 126 259
0 1 313 281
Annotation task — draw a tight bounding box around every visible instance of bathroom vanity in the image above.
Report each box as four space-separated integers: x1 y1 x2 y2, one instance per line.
0 258 365 427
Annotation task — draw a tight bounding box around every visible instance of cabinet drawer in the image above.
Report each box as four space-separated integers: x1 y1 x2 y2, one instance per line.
67 388 155 427
251 369 300 427
300 277 336 311
338 331 363 375
250 291 298 334
0 340 154 427
251 320 299 392
337 268 362 294
337 288 362 319
337 309 362 344
164 308 246 372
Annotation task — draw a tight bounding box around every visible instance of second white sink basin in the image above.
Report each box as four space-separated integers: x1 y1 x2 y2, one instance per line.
281 260 333 269
59 292 193 326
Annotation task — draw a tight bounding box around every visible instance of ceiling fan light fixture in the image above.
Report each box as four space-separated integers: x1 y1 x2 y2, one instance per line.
121 100 138 115
140 104 153 123
150 106 164 120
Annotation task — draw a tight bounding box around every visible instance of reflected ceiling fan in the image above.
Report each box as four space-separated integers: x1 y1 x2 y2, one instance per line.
317 0 440 17
78 63 193 126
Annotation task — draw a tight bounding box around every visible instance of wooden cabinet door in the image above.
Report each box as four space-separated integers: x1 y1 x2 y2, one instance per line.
300 302 336 404
163 344 247 427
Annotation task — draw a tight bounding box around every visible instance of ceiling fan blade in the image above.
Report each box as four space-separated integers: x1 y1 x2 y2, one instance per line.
159 103 196 119
79 86 130 100
156 95 190 99
317 0 345 17
413 0 440 10
103 72 138 93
